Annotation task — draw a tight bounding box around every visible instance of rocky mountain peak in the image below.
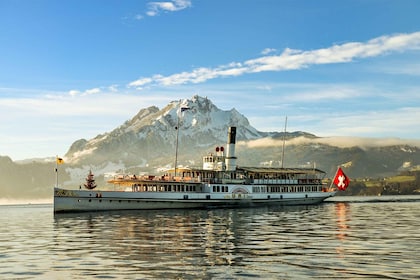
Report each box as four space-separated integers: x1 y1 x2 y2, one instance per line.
65 95 263 164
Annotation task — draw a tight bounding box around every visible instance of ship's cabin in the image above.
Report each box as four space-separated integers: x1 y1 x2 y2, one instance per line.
202 147 226 171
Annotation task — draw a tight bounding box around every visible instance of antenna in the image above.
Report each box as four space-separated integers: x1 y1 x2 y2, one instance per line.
281 116 287 168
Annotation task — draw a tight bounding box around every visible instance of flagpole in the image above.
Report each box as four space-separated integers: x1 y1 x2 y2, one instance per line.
329 165 340 190
174 103 180 178
173 101 191 178
281 116 287 168
55 155 59 188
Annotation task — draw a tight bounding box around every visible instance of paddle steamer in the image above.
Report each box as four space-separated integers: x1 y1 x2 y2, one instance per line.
54 127 336 212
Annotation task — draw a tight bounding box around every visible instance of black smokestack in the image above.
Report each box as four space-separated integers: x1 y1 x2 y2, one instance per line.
226 126 237 171
227 126 236 144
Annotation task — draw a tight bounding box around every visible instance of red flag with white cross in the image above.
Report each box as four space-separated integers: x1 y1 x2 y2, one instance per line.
333 167 350 191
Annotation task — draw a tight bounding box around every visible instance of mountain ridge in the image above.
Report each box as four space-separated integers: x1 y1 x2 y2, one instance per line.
62 94 420 177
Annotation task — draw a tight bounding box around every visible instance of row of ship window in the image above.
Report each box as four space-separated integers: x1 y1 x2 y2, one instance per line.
211 185 322 193
128 184 322 193
132 184 198 192
252 186 322 193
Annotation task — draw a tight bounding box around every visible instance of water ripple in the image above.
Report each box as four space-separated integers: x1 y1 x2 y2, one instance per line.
0 197 419 279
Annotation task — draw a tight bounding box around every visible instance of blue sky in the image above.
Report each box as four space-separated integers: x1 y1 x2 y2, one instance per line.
1 0 420 160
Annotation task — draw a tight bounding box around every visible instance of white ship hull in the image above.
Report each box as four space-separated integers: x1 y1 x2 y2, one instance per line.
54 187 336 213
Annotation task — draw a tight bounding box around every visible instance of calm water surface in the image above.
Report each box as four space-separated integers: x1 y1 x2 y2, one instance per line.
1 196 419 279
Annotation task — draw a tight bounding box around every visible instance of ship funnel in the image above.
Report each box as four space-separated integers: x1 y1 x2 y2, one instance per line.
225 126 237 171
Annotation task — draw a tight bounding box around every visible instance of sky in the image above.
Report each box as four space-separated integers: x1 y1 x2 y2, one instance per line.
1 0 420 161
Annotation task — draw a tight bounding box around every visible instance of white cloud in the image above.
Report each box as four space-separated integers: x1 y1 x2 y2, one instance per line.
128 77 154 88
68 87 102 96
85 88 101 95
69 90 81 96
131 0 191 21
380 63 420 76
147 0 192 16
261 48 277 55
108 84 119 92
128 32 420 88
238 135 420 150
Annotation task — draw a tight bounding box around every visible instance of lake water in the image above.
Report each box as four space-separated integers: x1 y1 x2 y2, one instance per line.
1 196 419 279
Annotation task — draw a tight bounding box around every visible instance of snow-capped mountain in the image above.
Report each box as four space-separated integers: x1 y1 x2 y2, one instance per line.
64 95 420 179
65 95 265 168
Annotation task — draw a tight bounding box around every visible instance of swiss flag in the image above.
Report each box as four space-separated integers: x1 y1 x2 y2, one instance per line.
333 167 350 191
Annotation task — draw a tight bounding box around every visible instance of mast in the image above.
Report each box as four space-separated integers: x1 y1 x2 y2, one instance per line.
174 100 190 177
174 104 180 178
55 156 64 188
281 116 287 168
55 159 58 188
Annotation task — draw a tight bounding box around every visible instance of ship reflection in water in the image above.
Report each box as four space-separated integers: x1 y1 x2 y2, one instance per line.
51 199 419 279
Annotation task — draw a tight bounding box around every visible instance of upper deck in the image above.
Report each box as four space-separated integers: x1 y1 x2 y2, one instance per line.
108 166 325 186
